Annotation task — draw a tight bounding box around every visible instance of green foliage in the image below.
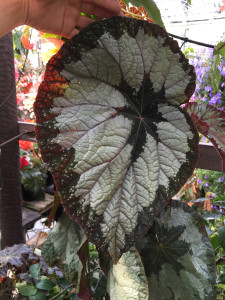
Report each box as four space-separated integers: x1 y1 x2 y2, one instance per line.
211 54 222 92
218 227 225 251
20 146 47 200
124 0 165 27
0 244 79 299
30 263 41 281
16 282 38 296
42 213 85 284
183 46 195 56
13 29 27 59
214 42 225 58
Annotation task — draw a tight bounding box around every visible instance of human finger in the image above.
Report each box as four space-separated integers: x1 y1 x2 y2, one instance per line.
66 28 80 39
82 0 122 16
81 3 123 18
76 15 95 30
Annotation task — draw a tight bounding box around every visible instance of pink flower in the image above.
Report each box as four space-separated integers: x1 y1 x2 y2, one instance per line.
17 93 25 104
14 61 19 82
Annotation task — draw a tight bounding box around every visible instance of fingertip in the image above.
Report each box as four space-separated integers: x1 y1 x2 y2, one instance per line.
67 28 80 39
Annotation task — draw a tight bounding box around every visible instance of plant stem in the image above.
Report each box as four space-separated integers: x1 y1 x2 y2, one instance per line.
93 273 104 296
49 283 74 300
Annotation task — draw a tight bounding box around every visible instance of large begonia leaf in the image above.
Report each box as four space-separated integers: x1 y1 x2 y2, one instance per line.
34 16 198 262
136 200 216 300
42 213 85 283
185 102 225 171
107 247 148 299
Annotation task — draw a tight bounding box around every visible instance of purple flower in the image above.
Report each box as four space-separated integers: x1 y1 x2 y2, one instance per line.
209 93 222 105
195 84 200 93
219 177 225 183
209 92 213 97
204 175 207 179
202 137 207 143
221 68 225 77
197 178 202 184
196 68 205 79
213 193 217 198
204 182 209 187
202 96 207 102
204 86 212 92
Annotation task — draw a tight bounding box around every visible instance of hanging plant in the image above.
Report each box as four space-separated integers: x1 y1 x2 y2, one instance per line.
34 16 199 263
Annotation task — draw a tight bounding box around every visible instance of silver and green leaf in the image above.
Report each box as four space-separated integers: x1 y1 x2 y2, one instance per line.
107 247 148 299
35 17 198 262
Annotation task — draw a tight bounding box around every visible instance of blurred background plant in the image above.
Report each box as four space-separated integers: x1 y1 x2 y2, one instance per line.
186 38 225 109
20 141 47 201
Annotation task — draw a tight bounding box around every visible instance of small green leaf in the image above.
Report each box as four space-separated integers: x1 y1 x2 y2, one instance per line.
201 211 222 221
218 226 225 250
219 274 225 284
210 234 220 249
41 33 63 40
128 0 165 27
216 284 225 291
214 41 225 58
29 263 41 280
211 54 222 92
187 0 191 4
56 278 71 289
16 282 37 296
36 279 55 291
29 291 47 300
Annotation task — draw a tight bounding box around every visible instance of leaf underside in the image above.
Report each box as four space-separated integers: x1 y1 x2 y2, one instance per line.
42 213 85 283
125 0 165 28
35 16 198 262
185 102 225 171
136 200 217 300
